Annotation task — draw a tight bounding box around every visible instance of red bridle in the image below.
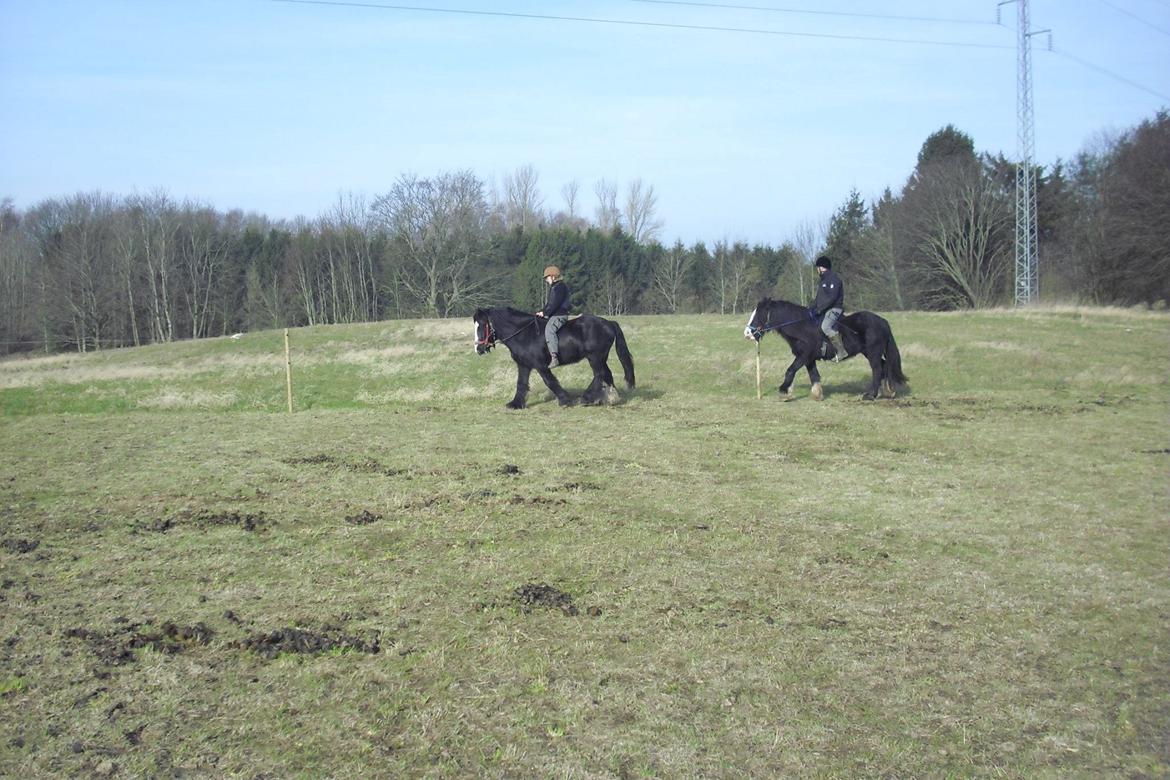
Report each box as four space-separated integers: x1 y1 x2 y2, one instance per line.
476 319 495 348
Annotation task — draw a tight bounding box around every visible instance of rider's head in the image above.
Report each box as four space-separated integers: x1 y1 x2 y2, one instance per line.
542 265 562 285
815 256 832 273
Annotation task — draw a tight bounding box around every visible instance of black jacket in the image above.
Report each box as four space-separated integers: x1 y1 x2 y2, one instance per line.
542 280 571 317
810 270 844 315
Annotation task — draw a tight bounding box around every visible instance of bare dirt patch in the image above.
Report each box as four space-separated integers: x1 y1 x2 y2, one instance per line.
284 454 406 477
512 583 580 616
237 627 381 658
64 621 214 666
2 538 40 554
345 510 382 525
141 510 271 533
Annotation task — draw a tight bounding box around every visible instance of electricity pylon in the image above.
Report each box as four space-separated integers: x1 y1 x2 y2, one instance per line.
999 0 1049 305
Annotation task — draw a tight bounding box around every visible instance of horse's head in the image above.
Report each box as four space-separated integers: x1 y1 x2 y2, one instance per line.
744 298 772 341
473 309 495 354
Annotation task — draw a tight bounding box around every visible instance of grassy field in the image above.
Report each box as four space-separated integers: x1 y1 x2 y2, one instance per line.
1 306 1167 778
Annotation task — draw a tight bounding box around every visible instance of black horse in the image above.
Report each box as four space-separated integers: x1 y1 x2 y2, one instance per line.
744 297 908 401
473 307 635 409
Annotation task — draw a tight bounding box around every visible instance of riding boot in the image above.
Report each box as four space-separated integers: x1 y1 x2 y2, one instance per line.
548 353 560 369
829 334 847 362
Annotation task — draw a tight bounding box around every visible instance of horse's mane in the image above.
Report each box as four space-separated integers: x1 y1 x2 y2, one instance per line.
757 297 806 316
480 306 538 321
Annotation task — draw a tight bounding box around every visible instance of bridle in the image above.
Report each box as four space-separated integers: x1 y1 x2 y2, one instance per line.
476 318 496 350
476 315 539 351
747 305 816 340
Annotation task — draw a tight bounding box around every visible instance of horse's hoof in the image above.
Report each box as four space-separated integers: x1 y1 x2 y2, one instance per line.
505 401 524 410
810 383 824 401
862 393 876 401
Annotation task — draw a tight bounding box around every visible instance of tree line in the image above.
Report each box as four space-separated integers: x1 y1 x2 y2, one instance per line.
1 111 1166 356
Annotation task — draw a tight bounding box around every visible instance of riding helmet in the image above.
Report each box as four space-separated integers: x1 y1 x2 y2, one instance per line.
542 265 563 280
815 256 832 270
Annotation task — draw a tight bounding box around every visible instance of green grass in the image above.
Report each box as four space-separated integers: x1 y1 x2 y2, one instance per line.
1 306 1168 778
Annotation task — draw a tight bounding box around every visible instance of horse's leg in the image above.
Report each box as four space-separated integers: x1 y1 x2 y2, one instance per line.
581 356 603 405
778 354 804 401
506 365 532 410
879 355 897 398
583 354 613 405
806 359 824 401
599 353 615 387
535 367 575 406
863 349 882 401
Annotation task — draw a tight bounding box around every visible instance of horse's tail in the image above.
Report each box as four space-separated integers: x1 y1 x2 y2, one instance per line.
884 322 908 388
612 323 636 389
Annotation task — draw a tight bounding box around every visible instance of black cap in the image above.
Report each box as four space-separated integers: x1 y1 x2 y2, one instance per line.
815 256 832 270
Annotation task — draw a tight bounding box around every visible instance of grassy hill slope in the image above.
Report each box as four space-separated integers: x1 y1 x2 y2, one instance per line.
1 307 1167 777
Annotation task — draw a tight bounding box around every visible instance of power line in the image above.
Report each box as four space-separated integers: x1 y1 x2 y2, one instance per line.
627 0 1000 27
266 0 1013 49
1094 0 1170 37
268 0 1168 102
1049 47 1170 101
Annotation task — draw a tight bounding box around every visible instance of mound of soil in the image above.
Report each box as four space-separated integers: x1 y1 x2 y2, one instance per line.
194 511 269 532
345 510 382 525
284 454 406 477
513 583 579 616
238 627 380 658
64 621 214 666
2 538 40 554
141 510 271 533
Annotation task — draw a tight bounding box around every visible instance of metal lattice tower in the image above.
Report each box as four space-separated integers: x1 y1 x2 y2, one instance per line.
1005 0 1043 305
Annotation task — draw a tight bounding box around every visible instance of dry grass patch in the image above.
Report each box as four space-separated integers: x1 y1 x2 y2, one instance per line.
901 342 953 361
0 364 186 389
137 389 240 409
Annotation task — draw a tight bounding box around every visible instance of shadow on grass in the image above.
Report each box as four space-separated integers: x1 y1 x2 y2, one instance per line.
777 377 913 401
523 384 665 408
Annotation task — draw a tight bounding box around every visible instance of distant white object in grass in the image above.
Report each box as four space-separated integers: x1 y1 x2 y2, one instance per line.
230 333 243 340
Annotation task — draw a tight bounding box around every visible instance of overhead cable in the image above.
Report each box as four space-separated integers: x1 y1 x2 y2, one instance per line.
266 0 1013 49
627 0 1000 27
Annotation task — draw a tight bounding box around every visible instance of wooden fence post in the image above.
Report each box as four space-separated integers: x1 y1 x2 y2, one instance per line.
284 328 293 413
756 342 762 400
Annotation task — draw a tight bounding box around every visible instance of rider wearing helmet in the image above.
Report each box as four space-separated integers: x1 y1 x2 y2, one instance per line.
536 265 571 368
810 255 847 362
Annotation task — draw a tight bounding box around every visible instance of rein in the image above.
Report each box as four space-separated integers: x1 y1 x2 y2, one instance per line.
749 307 816 339
478 315 539 348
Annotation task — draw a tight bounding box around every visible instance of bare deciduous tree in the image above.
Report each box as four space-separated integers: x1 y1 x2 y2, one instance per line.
650 239 694 313
594 179 620 233
790 218 826 303
0 199 37 353
502 164 544 232
561 179 580 221
710 240 751 314
623 178 664 244
372 171 496 318
911 160 1012 308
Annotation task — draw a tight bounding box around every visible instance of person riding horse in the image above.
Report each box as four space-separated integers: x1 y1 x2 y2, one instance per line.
810 256 846 362
535 265 571 368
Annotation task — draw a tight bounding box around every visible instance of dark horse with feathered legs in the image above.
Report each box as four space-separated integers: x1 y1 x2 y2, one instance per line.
474 307 635 409
744 297 908 401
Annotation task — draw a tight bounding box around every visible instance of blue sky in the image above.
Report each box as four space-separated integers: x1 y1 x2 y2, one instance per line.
1 0 1167 246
